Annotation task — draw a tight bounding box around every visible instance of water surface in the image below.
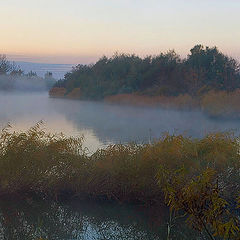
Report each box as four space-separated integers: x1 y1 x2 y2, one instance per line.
0 198 198 240
1 92 240 153
1 92 237 239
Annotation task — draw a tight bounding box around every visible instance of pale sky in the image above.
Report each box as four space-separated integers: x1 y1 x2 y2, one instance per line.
0 0 239 64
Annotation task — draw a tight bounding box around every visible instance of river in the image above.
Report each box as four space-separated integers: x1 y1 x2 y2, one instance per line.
0 92 240 239
1 92 240 153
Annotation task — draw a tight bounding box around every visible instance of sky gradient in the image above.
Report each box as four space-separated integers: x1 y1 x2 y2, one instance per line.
1 0 239 64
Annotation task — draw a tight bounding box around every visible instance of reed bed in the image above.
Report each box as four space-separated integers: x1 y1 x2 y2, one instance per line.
50 87 240 119
104 93 199 110
201 89 240 118
105 89 240 119
0 124 240 238
0 124 239 202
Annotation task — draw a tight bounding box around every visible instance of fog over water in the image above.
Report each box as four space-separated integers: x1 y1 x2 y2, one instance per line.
1 91 240 239
1 92 240 153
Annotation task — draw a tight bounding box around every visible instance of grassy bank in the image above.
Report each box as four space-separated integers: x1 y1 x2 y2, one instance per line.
105 90 240 119
50 87 240 119
104 93 199 110
1 124 240 239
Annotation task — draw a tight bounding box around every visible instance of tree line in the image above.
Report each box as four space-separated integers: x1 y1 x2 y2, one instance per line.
0 54 55 91
53 45 240 100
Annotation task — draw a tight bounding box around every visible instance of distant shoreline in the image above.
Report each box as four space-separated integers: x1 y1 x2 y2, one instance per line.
49 87 240 120
15 61 73 79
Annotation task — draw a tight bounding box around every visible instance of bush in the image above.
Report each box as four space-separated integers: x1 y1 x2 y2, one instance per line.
0 125 240 238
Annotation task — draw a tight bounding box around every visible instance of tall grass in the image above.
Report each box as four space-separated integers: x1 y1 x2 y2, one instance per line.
49 87 81 99
1 124 240 238
104 93 199 110
105 90 240 119
0 124 239 202
0 122 87 197
50 87 240 119
201 89 240 118
49 87 66 98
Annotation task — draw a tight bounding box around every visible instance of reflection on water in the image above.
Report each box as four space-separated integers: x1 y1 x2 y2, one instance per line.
0 198 199 240
0 92 229 239
0 198 163 240
0 92 105 153
1 92 240 152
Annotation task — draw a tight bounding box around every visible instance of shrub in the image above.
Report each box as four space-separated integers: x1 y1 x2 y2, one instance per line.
0 125 240 238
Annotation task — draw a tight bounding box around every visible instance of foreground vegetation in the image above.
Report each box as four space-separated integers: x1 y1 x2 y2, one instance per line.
0 123 240 239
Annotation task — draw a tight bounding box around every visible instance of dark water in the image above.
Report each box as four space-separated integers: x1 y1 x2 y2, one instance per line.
0 92 240 239
0 198 198 240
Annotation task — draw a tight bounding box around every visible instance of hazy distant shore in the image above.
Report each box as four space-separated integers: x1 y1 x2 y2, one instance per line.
49 45 240 119
49 87 240 119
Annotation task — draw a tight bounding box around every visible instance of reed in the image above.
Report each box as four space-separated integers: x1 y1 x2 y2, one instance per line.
0 124 240 238
49 87 66 98
201 89 240 118
104 93 199 110
0 124 239 201
105 90 240 119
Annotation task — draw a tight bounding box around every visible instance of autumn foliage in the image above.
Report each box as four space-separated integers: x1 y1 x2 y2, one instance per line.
104 93 198 110
49 87 66 97
66 87 81 99
201 89 240 118
0 124 240 238
105 90 240 119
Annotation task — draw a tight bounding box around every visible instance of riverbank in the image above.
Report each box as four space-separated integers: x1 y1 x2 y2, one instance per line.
49 87 240 119
49 87 81 99
1 124 240 239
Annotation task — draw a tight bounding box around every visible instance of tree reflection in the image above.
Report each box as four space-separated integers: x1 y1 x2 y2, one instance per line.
0 199 200 240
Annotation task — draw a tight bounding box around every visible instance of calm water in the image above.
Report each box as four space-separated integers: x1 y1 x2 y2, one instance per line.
0 198 199 240
0 92 240 239
1 92 240 153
